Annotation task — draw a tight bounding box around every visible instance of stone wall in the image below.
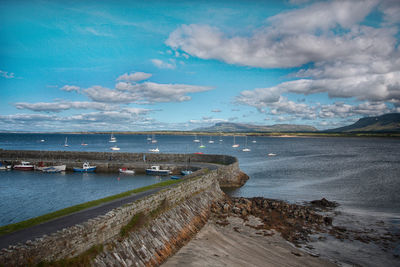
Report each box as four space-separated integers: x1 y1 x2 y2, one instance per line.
0 152 244 266
0 150 236 173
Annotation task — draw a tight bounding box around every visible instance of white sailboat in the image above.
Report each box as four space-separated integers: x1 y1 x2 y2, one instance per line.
109 132 117 143
219 132 223 142
146 134 152 141
149 147 160 153
193 134 200 143
252 136 257 143
232 136 239 148
208 136 214 144
242 136 251 152
151 133 157 143
64 137 69 147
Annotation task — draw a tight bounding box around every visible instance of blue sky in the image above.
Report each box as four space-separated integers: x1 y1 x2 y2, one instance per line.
1 0 399 132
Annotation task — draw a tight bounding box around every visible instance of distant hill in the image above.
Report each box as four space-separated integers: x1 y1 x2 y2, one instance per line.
325 113 400 132
194 122 318 133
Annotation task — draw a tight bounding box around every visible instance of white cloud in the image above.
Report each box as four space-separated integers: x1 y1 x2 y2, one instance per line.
151 59 176 69
84 86 138 103
61 85 80 92
0 70 15 79
114 81 213 103
15 101 116 112
211 109 221 113
116 72 152 82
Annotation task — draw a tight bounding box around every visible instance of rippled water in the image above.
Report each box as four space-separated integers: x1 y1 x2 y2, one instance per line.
1 133 399 265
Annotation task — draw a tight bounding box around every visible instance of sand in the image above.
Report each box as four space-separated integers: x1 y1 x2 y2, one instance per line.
162 215 337 267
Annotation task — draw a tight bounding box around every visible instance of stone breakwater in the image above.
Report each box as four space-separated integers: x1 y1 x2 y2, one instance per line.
0 151 245 266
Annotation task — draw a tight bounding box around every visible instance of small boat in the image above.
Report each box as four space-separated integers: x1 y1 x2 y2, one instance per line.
151 133 157 143
194 152 203 154
146 135 152 141
242 136 251 152
42 165 66 173
193 134 200 143
232 136 239 148
268 153 277 157
119 168 135 174
149 147 159 153
252 137 257 143
110 145 120 151
170 175 181 180
40 139 45 142
81 140 88 146
109 132 117 143
0 162 8 170
64 137 69 147
181 170 193 176
13 161 34 171
73 162 96 172
145 165 171 176
208 136 214 144
199 138 205 148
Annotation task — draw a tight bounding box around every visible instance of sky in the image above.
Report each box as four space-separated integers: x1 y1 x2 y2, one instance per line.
1 0 400 132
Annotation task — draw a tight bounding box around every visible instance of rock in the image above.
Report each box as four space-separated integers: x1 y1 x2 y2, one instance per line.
223 204 230 213
310 198 338 208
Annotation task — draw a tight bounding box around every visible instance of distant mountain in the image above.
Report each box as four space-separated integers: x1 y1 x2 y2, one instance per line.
325 113 400 133
194 122 318 132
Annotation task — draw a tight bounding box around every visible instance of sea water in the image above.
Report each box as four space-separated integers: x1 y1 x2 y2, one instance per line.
0 133 399 265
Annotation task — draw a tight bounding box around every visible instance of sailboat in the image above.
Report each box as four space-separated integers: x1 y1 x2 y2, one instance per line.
208 136 214 144
219 132 223 142
199 138 205 148
232 136 239 148
109 132 117 143
64 137 69 147
242 136 251 152
146 134 152 141
252 136 257 143
81 140 88 146
193 134 200 143
151 133 157 143
110 145 120 151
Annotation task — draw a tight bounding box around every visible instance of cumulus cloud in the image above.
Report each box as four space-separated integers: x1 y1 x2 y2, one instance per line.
116 72 152 82
61 85 80 92
151 59 176 69
0 70 15 79
15 101 116 112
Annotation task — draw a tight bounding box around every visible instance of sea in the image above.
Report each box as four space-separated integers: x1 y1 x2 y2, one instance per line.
0 133 399 266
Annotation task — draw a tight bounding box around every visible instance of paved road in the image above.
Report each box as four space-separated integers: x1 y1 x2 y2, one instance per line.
0 163 219 249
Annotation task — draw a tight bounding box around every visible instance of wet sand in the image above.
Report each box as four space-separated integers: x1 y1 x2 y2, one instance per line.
163 215 337 267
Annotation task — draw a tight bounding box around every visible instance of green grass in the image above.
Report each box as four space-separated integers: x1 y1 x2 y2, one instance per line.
0 179 180 237
36 244 103 267
119 212 145 238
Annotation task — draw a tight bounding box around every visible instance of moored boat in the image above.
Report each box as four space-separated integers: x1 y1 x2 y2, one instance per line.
110 145 120 151
13 161 34 171
149 147 159 153
119 168 135 174
73 162 96 172
145 165 171 176
181 170 193 176
170 175 181 180
42 165 66 173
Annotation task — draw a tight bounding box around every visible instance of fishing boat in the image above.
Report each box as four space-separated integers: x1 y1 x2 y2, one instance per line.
13 161 34 171
242 136 251 152
149 147 159 153
73 162 96 172
232 136 239 148
110 145 120 151
145 165 171 176
64 137 69 147
42 165 66 173
109 132 117 143
119 168 135 174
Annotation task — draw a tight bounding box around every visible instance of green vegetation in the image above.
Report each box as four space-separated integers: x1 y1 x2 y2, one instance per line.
119 212 145 238
36 244 103 267
0 179 180 237
119 198 169 239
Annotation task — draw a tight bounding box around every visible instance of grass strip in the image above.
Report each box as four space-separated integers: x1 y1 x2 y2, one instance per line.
0 179 180 237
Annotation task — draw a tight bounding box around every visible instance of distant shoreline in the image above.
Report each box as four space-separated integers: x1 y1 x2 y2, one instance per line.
1 131 399 138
